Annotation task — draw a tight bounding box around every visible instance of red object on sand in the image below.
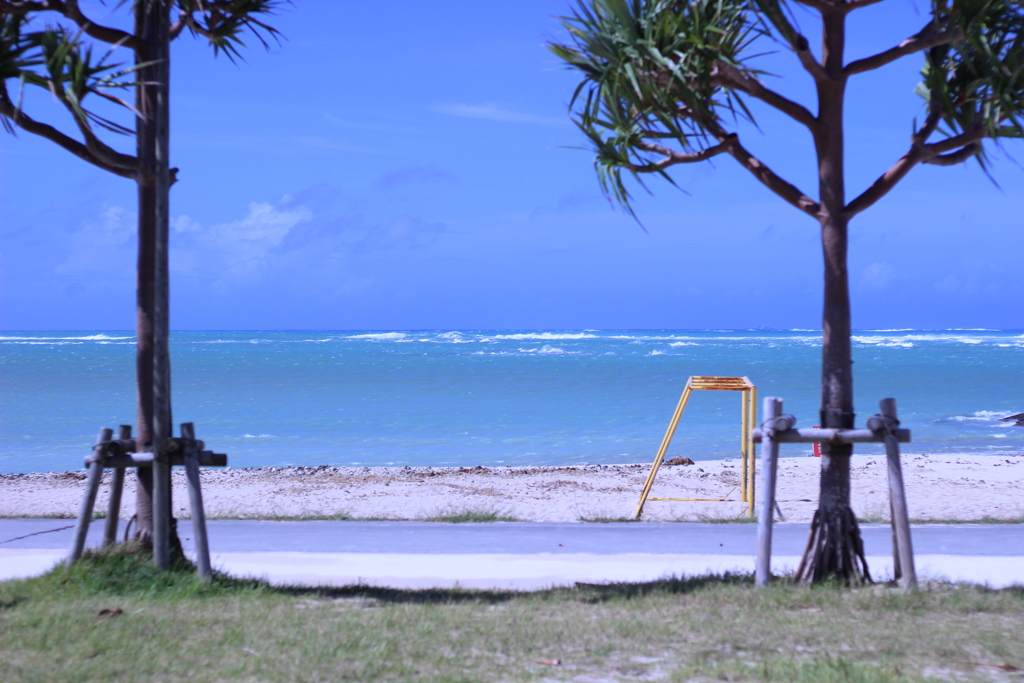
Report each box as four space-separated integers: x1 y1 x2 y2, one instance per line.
813 427 821 457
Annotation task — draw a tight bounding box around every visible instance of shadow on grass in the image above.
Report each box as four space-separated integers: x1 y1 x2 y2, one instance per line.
5 543 1021 612
1 542 762 608
277 571 759 605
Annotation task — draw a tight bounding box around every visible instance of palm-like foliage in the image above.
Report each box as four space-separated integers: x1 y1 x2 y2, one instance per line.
551 0 1023 585
922 0 1024 159
552 0 765 208
553 0 1024 214
0 1 284 165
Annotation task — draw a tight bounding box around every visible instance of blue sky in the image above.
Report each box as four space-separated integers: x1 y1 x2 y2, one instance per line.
1 0 1021 331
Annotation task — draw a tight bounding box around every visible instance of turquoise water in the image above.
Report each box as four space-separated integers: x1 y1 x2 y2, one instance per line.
1 330 1021 473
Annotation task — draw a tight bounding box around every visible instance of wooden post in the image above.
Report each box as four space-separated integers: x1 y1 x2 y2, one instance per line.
70 428 112 563
755 398 782 588
103 425 131 546
879 398 916 588
152 452 171 568
181 423 212 580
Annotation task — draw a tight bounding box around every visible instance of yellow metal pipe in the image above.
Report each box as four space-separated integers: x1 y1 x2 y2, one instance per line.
632 381 693 519
632 376 758 519
747 385 757 517
740 389 748 502
647 498 744 502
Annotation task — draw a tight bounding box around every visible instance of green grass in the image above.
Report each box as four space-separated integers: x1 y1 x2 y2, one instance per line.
909 515 1024 525
1 545 1022 682
692 512 759 523
207 510 357 522
420 505 519 523
576 514 639 523
856 514 1024 525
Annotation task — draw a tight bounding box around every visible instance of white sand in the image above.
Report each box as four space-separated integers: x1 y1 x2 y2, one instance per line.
2 453 1021 523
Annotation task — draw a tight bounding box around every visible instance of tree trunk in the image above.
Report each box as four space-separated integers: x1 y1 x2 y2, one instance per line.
794 212 871 585
133 1 175 556
795 8 870 585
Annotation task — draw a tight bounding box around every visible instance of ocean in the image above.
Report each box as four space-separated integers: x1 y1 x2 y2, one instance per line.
1 330 1021 474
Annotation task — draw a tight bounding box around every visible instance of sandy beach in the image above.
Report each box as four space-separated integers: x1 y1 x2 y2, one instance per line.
2 453 1021 523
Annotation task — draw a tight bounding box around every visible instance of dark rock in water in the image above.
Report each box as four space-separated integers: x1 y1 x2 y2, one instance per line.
664 456 695 466
999 413 1024 426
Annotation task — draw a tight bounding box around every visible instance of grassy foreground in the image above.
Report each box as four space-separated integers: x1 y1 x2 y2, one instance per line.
1 546 1022 682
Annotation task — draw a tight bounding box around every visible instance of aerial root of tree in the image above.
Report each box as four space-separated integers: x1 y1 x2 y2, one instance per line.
795 507 871 586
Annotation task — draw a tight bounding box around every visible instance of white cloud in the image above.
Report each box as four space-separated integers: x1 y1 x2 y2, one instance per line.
173 215 203 233
167 188 449 297
216 202 312 245
56 205 136 275
432 103 565 126
934 274 961 294
862 262 895 290
176 200 313 284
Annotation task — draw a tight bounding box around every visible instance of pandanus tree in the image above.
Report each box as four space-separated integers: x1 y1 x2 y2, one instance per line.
1 0 281 564
551 0 1023 583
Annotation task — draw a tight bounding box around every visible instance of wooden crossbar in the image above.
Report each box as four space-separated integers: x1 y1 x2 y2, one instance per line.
69 422 222 581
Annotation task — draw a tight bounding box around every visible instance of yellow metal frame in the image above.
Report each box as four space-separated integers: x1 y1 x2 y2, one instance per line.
632 376 757 519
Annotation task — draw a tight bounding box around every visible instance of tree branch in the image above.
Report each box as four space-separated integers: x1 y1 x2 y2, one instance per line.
46 82 140 172
922 143 981 166
843 127 986 217
791 0 834 11
178 11 219 42
0 98 137 178
922 126 987 156
842 0 886 11
0 1 146 51
845 22 956 76
632 138 733 171
712 60 820 130
0 0 56 14
753 0 829 82
912 106 942 145
169 13 187 40
704 122 820 217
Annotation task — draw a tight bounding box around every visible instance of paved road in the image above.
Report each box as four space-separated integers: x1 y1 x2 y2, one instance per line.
3 520 1021 589
3 519 1023 556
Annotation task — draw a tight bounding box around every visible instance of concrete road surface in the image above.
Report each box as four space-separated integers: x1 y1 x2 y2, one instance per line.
2 520 1021 590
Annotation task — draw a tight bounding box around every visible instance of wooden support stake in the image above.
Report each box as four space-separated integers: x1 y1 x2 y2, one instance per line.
152 454 170 569
103 425 131 546
755 398 781 588
181 423 212 580
879 398 916 589
70 428 112 563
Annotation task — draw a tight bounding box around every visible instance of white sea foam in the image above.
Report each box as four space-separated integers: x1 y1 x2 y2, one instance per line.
486 332 598 341
517 345 567 355
347 332 407 340
934 410 1017 425
668 341 698 347
1 340 85 345
242 433 277 438
854 338 914 348
853 333 1001 346
435 331 473 343
0 334 131 341
648 350 664 356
